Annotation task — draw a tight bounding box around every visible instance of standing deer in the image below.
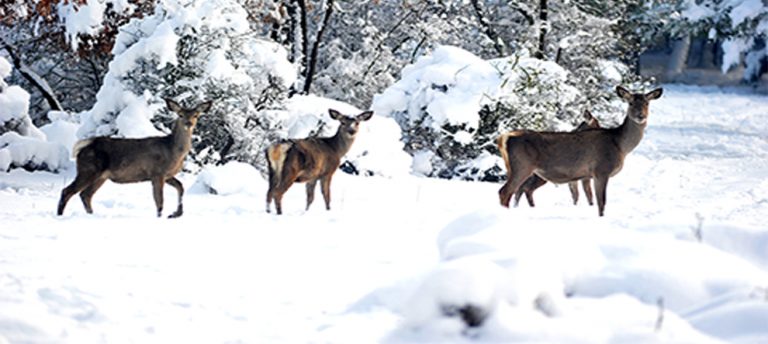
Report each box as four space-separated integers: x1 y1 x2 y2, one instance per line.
498 86 662 216
266 109 373 215
513 110 601 207
57 99 212 218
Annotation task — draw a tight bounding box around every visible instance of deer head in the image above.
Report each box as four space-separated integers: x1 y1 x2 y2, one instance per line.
616 86 663 125
329 109 373 137
165 98 212 133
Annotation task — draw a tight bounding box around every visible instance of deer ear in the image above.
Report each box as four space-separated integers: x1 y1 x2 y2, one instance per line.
357 111 373 121
195 101 212 114
328 109 344 120
583 109 594 121
165 98 182 113
645 88 663 100
615 86 632 101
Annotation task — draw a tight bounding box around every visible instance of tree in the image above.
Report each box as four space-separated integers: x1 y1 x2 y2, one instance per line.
0 0 153 121
77 0 293 170
676 0 768 81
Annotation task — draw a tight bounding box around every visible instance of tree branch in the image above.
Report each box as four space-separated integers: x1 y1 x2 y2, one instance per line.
1 38 63 112
470 0 506 57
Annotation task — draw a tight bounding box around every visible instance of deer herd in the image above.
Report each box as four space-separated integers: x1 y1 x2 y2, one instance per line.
56 85 662 218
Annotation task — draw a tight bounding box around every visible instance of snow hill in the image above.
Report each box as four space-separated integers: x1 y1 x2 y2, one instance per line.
0 84 767 343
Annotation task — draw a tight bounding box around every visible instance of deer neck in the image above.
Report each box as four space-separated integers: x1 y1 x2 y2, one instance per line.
170 122 193 154
327 129 356 156
616 113 646 154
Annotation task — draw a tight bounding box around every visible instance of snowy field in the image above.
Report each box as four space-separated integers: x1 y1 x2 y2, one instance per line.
1 84 767 343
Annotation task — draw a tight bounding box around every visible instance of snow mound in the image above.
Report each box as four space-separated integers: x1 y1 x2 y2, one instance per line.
0 132 71 172
390 207 768 342
190 161 264 196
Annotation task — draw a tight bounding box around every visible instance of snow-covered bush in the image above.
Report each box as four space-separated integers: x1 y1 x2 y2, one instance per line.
372 46 579 181
77 0 295 170
0 56 70 172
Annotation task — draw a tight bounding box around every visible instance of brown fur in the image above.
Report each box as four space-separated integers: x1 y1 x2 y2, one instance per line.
57 99 212 218
266 109 373 215
513 110 601 207
497 86 662 216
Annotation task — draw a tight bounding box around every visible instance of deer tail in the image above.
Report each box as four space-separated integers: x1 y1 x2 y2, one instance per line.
497 133 512 178
71 138 95 158
497 131 527 178
266 142 292 186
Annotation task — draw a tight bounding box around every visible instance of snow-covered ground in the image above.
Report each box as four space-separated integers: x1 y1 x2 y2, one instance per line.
1 84 767 343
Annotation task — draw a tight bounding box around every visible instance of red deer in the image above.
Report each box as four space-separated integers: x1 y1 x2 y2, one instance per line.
513 110 600 207
266 109 373 215
498 86 662 216
57 99 212 218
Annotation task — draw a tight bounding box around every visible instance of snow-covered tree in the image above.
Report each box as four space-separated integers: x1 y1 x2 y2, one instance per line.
373 46 579 181
77 0 295 170
0 0 153 118
677 0 768 81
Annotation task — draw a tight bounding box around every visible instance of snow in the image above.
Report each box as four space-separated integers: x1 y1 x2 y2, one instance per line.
721 38 751 74
1 85 768 343
0 57 11 81
39 117 79 155
0 85 30 123
372 45 501 131
0 61 69 172
190 161 263 196
206 49 249 85
56 0 136 52
242 39 298 88
0 132 70 172
681 1 715 22
728 0 763 29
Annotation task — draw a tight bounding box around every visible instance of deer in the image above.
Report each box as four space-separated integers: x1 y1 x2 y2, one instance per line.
513 110 601 208
266 109 373 215
57 99 212 218
497 86 662 216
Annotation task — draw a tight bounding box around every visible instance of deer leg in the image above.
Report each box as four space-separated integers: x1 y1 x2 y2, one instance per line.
524 190 536 207
151 177 164 218
165 177 184 218
568 182 579 205
272 172 298 216
513 188 524 207
499 170 533 208
582 178 594 206
266 168 275 213
79 176 107 214
594 176 609 217
305 179 318 211
320 174 333 211
514 176 542 207
57 173 95 215
524 175 546 208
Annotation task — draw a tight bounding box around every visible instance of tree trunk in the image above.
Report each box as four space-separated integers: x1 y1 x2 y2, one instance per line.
534 0 548 60
302 0 335 95
665 35 691 80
